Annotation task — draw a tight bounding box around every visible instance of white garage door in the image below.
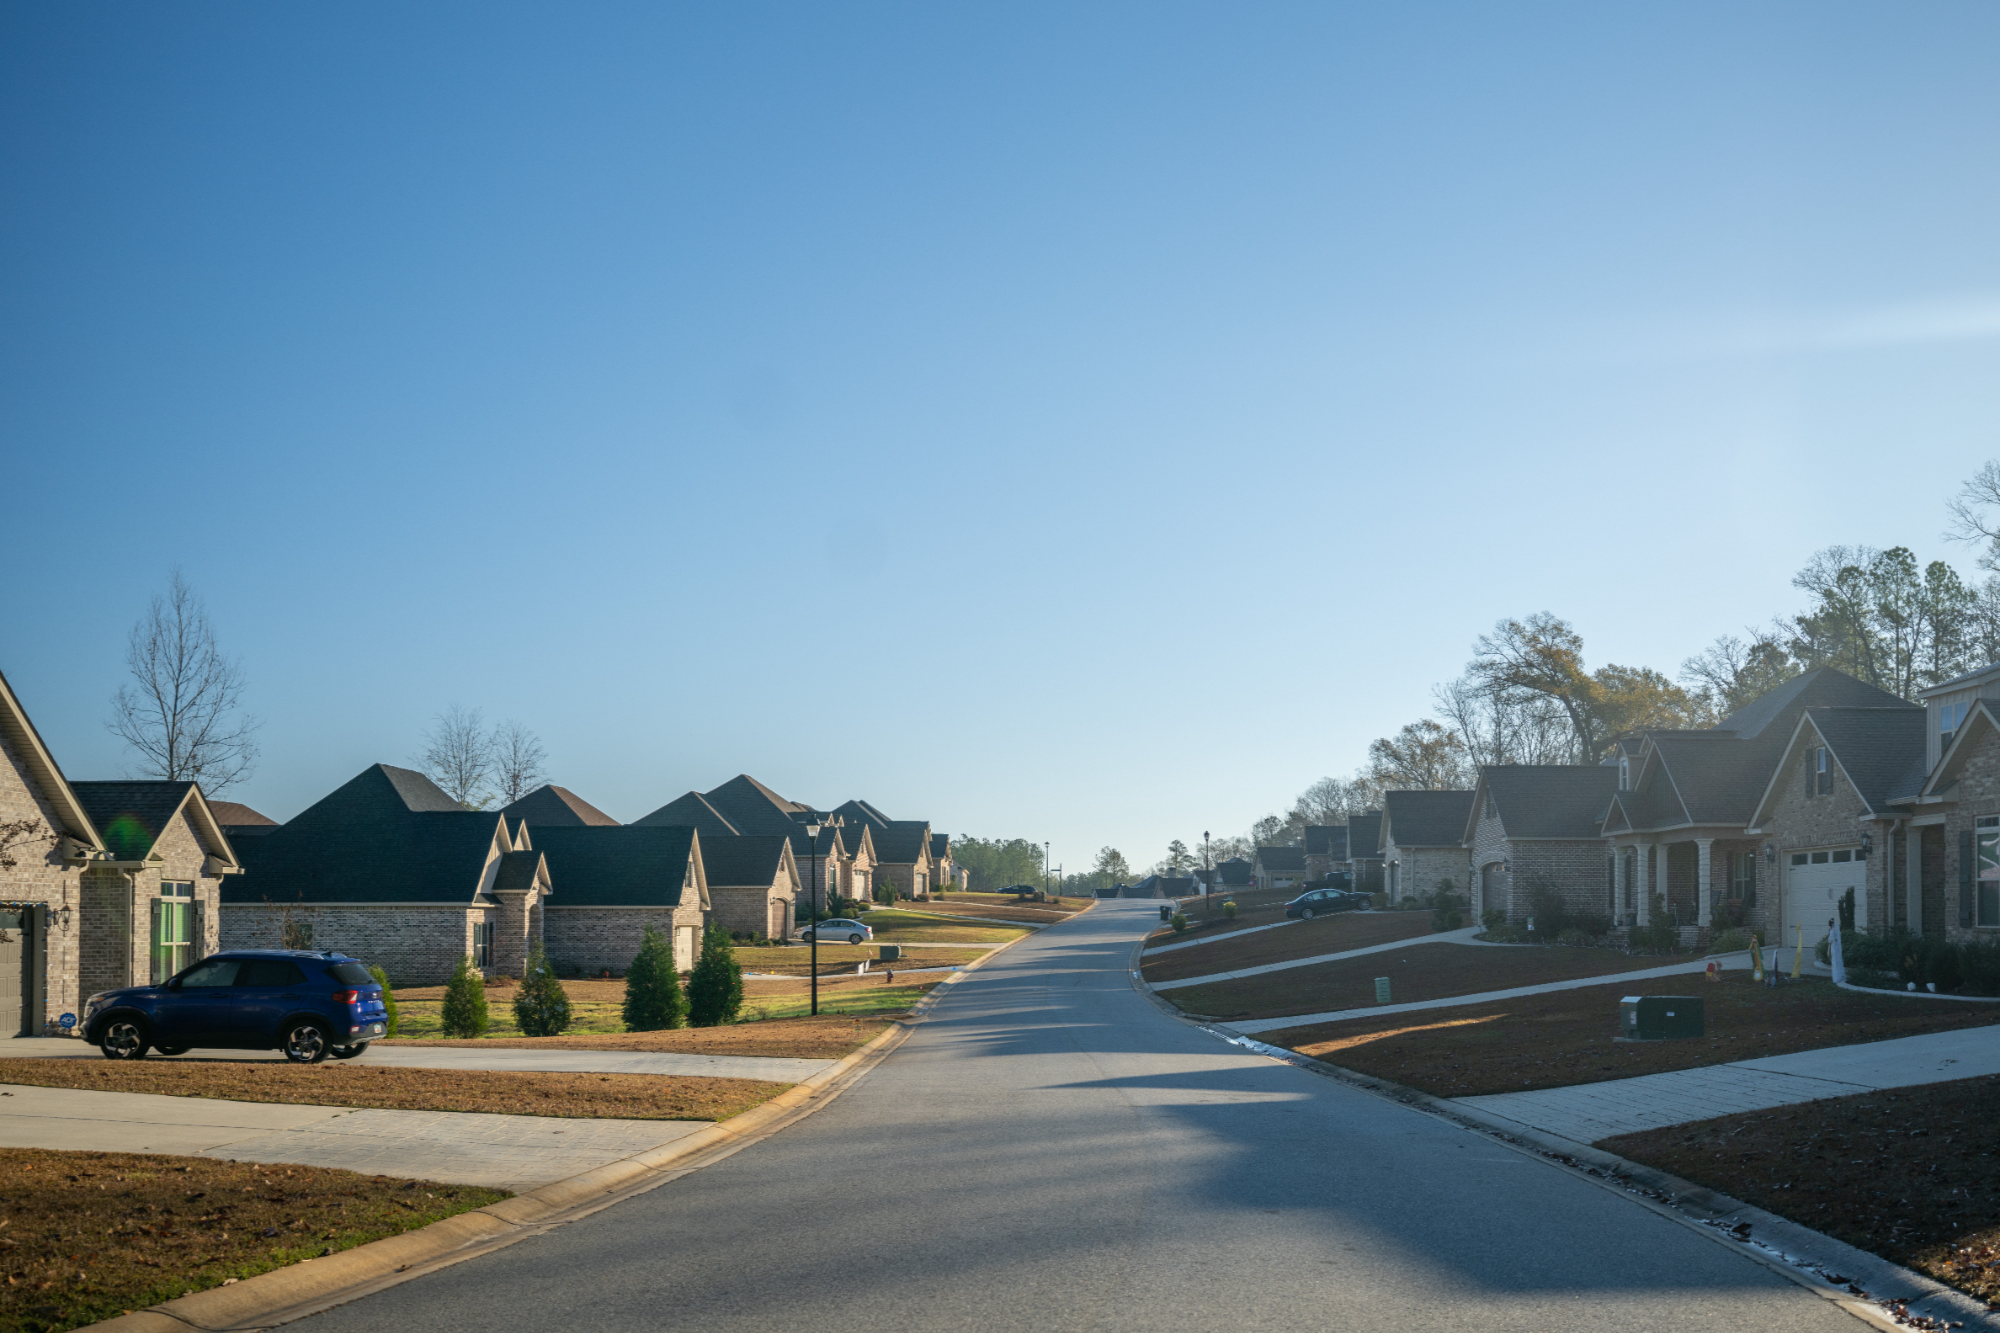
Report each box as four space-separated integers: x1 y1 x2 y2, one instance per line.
1785 849 1862 951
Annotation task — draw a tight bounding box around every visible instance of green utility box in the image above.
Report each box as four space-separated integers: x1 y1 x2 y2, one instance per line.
1620 995 1704 1041
878 945 902 962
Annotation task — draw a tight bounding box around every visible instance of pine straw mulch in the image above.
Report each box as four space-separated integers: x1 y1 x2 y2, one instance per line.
1601 1074 2000 1308
382 1012 893 1059
1142 912 1438 980
1269 972 2000 1097
0 1060 789 1121
0 1148 507 1333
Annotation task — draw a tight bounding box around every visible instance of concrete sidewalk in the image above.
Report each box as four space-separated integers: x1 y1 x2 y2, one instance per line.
1457 1023 2000 1144
0 1036 836 1083
0 1082 708 1189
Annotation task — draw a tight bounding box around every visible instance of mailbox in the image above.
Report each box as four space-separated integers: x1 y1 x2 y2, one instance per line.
878 945 902 962
1160 904 1173 922
1620 995 1704 1041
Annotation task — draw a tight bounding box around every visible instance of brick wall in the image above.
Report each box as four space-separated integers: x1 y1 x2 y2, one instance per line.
711 882 789 938
219 905 484 987
544 903 705 976
1469 805 1509 918
0 738 81 1032
1508 839 1615 926
1384 844 1472 904
1758 719 1888 939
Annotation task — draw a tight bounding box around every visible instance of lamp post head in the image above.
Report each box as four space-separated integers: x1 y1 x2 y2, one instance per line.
805 822 820 838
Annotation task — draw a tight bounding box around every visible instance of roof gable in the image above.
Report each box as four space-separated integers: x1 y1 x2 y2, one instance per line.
1346 812 1383 859
502 784 619 827
1473 767 1618 841
700 834 793 887
632 791 740 837
1927 698 2000 796
1381 790 1476 848
70 781 236 865
0 668 101 848
703 775 808 836
534 825 702 908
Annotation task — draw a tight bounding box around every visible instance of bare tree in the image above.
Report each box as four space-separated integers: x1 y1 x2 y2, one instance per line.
1946 460 2000 570
418 705 495 810
107 569 260 793
0 819 52 871
492 720 548 806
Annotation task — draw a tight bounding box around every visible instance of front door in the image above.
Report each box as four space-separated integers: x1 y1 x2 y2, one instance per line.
1785 849 1862 952
0 909 23 1037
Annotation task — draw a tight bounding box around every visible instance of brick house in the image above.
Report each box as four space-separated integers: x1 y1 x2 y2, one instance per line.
1345 811 1384 894
1744 704 1925 951
1303 825 1348 883
221 764 550 985
535 825 710 974
1464 765 1620 924
930 832 953 894
699 835 800 938
830 801 934 900
1379 790 1475 905
1 669 104 1036
72 782 241 1000
1602 668 1908 948
1216 856 1254 893
1253 844 1306 892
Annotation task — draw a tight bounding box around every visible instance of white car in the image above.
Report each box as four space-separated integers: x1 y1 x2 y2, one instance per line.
801 918 873 945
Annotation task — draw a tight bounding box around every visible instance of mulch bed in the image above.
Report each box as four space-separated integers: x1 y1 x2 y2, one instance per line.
740 947 985 976
1142 913 1437 982
1165 940 1678 1021
0 1060 789 1121
0 1148 506 1333
1601 1075 2000 1307
1267 972 2000 1096
1143 902 1295 948
383 1012 894 1059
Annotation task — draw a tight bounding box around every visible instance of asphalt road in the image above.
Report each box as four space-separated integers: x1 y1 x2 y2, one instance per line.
294 899 1868 1333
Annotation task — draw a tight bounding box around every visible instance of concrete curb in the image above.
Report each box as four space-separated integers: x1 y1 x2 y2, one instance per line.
1127 935 1997 1333
80 931 1030 1333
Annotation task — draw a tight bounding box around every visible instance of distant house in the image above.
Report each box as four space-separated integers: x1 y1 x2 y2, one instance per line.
1130 875 1196 899
833 800 935 900
1215 856 1254 892
1345 811 1385 894
1253 845 1307 892
209 801 278 840
222 764 549 985
1303 825 1348 882
1466 765 1621 925
699 835 800 939
930 832 953 894
535 825 710 974
632 789 741 838
501 784 619 827
1379 791 1476 905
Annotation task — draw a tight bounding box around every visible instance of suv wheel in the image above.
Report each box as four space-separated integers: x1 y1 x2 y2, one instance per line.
100 1019 151 1060
330 1042 369 1060
1299 907 1316 921
282 1020 331 1064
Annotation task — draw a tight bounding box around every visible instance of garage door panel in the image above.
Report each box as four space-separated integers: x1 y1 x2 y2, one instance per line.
1786 853 1862 949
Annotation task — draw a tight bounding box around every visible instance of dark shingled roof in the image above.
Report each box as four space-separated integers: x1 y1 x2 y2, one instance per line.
1256 845 1307 874
221 765 507 904
1217 856 1254 886
1132 875 1196 898
492 849 547 893
1478 767 1620 840
931 832 949 861
1347 813 1383 860
209 801 275 828
533 826 697 908
871 821 932 864
1801 707 1928 812
700 834 791 888
832 799 893 831
1382 791 1476 848
502 785 618 827
1303 825 1342 855
632 791 740 838
702 775 807 836
71 782 197 861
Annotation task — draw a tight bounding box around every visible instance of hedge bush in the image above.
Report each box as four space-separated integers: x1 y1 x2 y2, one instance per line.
367 964 399 1038
1818 928 2000 995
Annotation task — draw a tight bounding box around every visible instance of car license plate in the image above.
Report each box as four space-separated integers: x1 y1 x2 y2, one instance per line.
368 1024 385 1036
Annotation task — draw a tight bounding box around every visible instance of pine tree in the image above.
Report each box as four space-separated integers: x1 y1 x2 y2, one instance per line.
687 922 743 1027
368 964 399 1038
440 954 490 1038
513 941 572 1037
622 923 687 1031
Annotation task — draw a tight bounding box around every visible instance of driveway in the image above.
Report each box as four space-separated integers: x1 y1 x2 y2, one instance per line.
285 899 1869 1333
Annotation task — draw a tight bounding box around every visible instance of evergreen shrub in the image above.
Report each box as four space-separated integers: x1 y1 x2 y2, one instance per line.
623 923 688 1031
514 941 572 1037
688 923 744 1027
368 964 399 1038
440 955 490 1038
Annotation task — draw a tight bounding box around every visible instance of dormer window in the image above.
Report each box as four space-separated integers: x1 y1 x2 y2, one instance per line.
1941 701 1969 754
1619 757 1630 790
1809 746 1832 797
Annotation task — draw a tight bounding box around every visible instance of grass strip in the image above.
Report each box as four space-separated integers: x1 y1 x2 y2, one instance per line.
0 1147 507 1333
1601 1074 2000 1307
0 1060 789 1121
382 1012 894 1059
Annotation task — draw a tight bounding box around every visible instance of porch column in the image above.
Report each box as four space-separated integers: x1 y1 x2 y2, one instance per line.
1653 841 1671 923
1906 825 1924 935
1696 838 1715 927
1636 846 1652 925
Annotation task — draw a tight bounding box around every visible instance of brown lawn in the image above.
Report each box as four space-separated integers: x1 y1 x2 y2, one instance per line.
0 1149 507 1333
738 946 986 976
1163 940 1676 1020
1267 972 2000 1097
1602 1075 2000 1306
386 1012 894 1059
915 900 1078 924
1143 913 1436 982
1144 900 1296 948
937 892 1092 916
0 1060 789 1121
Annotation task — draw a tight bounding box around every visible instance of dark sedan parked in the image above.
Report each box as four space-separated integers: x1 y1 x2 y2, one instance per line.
83 950 390 1064
1284 888 1369 920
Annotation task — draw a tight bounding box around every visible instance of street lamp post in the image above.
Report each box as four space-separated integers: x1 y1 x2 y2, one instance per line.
1204 830 1211 915
1044 841 1050 902
805 821 821 1017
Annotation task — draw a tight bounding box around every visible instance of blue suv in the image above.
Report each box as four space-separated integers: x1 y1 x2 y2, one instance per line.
83 951 390 1064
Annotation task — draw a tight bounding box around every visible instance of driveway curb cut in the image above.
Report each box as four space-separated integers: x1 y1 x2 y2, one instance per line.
80 932 1031 1333
1127 935 1996 1333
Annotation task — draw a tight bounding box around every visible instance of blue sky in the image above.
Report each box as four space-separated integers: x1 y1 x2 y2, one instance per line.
5 3 2000 873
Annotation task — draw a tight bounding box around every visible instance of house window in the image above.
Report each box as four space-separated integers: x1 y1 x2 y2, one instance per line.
1810 747 1832 796
1942 701 1969 753
152 882 195 982
1791 853 1808 867
1732 853 1755 901
1618 757 1630 790
472 920 492 969
1811 851 1830 864
1978 816 2000 928
1832 849 1852 863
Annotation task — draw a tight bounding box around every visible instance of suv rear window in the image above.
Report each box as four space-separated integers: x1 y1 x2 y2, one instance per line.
237 959 307 987
328 962 375 986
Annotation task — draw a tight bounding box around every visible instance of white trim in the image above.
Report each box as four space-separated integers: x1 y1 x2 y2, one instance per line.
220 900 490 909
